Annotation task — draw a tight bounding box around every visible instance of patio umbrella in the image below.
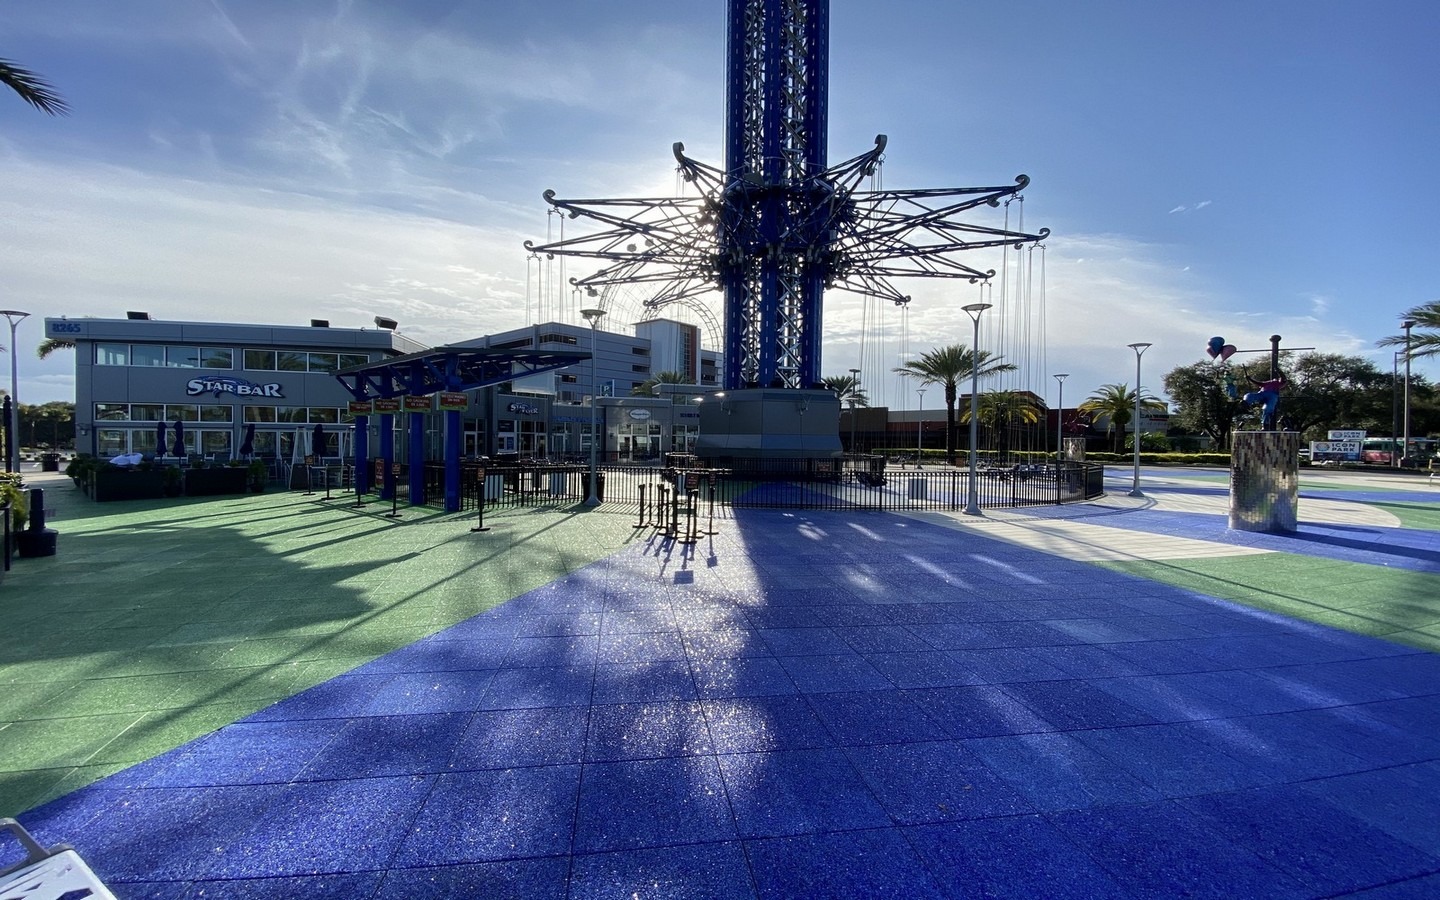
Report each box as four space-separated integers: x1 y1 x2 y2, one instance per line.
238 422 255 458
156 421 167 458
311 422 327 459
172 419 185 458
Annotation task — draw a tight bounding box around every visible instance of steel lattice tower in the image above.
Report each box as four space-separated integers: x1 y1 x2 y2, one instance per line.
526 0 1048 391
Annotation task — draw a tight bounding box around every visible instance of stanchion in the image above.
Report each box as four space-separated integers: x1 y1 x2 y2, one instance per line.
635 483 648 529
705 476 719 535
470 466 490 533
385 463 402 519
302 455 316 496
681 489 699 545
668 481 681 538
655 484 668 532
321 468 333 501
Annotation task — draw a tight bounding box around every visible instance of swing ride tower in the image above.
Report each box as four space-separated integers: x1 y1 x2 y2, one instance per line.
525 0 1048 456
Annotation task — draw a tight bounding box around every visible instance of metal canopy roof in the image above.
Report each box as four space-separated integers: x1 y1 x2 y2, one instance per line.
334 345 590 401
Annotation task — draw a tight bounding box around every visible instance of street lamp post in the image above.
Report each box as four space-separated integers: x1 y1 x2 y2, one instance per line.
848 367 861 454
1 310 30 473
963 302 992 516
1052 373 1068 465
1126 342 1151 498
580 307 606 504
1402 319 1415 467
915 388 926 468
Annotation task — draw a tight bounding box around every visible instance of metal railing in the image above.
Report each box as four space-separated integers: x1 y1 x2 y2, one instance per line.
395 459 1105 513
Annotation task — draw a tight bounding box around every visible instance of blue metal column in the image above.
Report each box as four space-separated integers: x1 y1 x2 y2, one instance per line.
408 411 425 505
379 413 394 500
354 415 370 494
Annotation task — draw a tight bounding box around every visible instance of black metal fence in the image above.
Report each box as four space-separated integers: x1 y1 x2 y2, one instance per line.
402 459 1106 513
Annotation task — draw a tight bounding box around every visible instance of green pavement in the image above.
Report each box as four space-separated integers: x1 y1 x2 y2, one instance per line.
0 475 638 817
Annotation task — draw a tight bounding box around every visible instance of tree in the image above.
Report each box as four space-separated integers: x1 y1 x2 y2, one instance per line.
894 345 1016 465
632 370 691 397
821 374 868 408
1282 353 1390 437
1377 300 1440 362
1079 383 1166 453
960 390 1042 460
1 58 69 115
37 337 75 359
19 401 74 449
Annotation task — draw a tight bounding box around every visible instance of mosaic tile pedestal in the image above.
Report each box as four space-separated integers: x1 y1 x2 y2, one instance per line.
1229 431 1299 532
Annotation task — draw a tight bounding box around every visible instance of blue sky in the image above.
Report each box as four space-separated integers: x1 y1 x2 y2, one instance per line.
4 0 1437 416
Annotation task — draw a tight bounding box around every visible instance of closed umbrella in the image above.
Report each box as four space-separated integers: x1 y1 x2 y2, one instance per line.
172 419 185 458
239 422 255 458
311 422 327 459
156 421 167 458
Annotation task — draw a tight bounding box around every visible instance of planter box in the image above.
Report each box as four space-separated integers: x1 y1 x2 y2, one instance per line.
184 467 249 497
92 469 168 502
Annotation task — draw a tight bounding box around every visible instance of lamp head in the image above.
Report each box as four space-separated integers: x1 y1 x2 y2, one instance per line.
1127 342 1152 355
1053 373 1069 381
580 307 606 325
962 302 992 315
1402 320 1416 331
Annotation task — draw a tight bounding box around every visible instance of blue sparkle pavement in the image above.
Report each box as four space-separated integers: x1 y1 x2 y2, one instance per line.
8 470 1440 898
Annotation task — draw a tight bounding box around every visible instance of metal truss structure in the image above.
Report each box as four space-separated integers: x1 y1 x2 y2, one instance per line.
525 0 1048 391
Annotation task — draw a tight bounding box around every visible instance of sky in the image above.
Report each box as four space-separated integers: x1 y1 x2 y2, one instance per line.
4 0 1438 417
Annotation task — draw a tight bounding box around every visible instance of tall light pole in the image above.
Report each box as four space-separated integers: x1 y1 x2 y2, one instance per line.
1402 318 1415 467
580 307 606 504
963 302 992 516
1 310 30 473
1126 342 1152 498
915 387 926 468
1052 373 1068 465
848 367 861 454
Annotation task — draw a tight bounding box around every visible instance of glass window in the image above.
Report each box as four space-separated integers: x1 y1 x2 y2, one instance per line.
243 406 277 423
95 403 129 421
308 407 339 423
276 406 308 423
307 353 338 374
199 405 232 422
276 351 307 372
131 344 165 367
252 431 278 458
244 349 276 371
165 404 200 422
200 347 233 369
166 346 201 368
97 429 126 456
129 404 164 422
200 431 232 455
96 343 129 366
339 353 369 370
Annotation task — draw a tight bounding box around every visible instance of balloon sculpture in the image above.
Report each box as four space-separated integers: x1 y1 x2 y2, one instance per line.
1207 335 1284 430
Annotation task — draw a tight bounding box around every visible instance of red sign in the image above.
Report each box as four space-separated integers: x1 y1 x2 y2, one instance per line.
373 398 401 413
373 458 384 483
403 395 433 412
439 392 468 411
348 400 374 415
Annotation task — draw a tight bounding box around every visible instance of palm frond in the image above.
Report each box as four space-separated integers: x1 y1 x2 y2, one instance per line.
0 58 69 116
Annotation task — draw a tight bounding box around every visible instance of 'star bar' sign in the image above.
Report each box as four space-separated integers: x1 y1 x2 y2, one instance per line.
187 376 283 399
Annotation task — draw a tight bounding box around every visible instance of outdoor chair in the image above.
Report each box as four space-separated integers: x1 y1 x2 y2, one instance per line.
0 818 117 900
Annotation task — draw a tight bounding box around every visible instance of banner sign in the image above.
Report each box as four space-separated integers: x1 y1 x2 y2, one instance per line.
348 400 374 415
1311 441 1361 460
403 395 434 411
1327 430 1366 442
373 398 401 413
186 376 283 399
439 392 468 411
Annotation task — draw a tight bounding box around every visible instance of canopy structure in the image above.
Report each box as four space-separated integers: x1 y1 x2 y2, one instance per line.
334 345 591 511
335 345 589 400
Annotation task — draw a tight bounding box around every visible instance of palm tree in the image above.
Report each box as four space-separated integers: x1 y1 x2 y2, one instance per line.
1377 300 1440 361
37 337 75 359
961 390 1043 461
821 374 869 407
1 58 69 115
894 345 1016 465
1079 383 1166 453
632 370 692 397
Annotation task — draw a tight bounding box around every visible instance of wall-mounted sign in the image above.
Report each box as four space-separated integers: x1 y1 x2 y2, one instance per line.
186 376 283 399
49 320 84 335
507 401 540 416
373 398 401 413
439 392 468 411
628 408 653 421
403 395 433 412
348 400 374 415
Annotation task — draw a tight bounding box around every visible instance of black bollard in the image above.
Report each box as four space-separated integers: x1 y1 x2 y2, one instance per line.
471 470 490 533
635 483 647 529
16 487 58 557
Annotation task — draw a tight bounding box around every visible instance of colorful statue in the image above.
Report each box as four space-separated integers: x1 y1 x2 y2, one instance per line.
1242 373 1286 431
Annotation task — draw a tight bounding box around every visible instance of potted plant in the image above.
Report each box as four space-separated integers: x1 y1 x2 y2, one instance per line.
1 479 26 531
183 460 247 496
247 459 269 493
163 464 183 497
